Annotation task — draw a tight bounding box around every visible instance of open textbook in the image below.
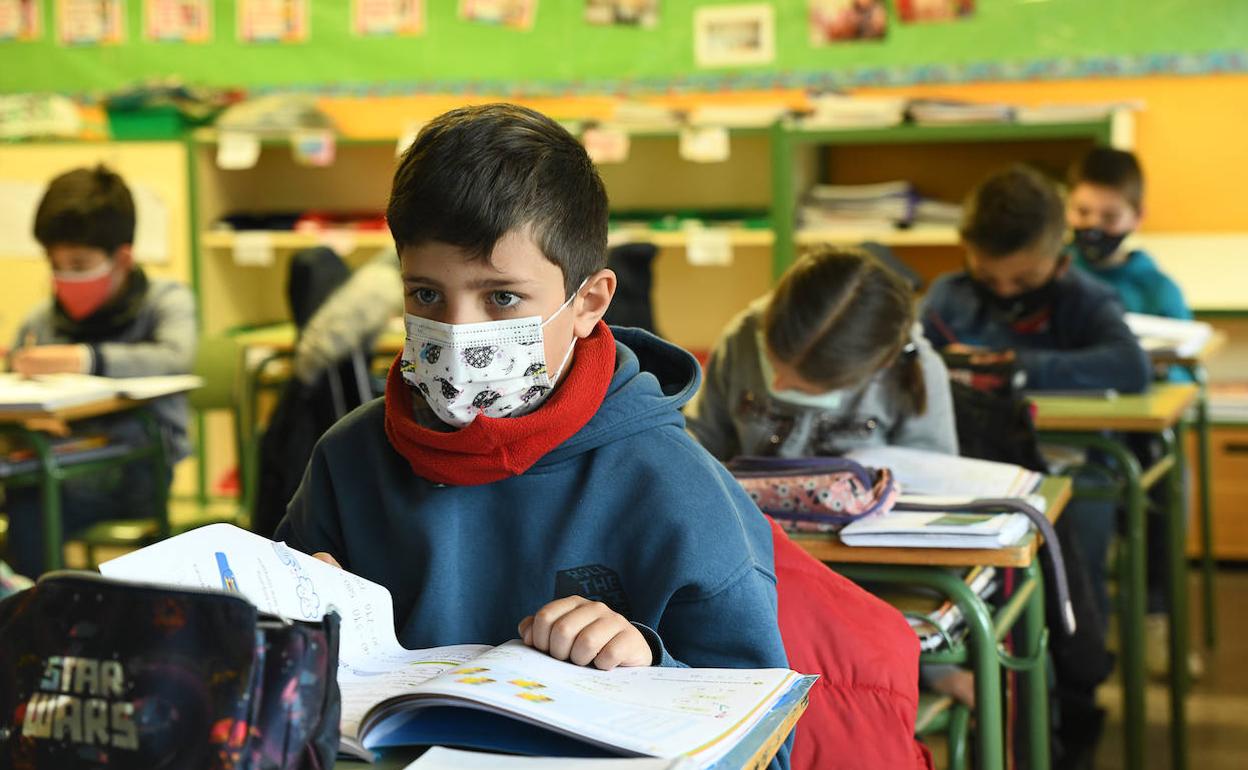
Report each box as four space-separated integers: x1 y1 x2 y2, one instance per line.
1124 313 1214 358
845 445 1041 499
0 373 203 411
99 525 811 766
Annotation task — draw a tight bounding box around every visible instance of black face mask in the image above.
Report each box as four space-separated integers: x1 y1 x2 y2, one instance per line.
970 261 1064 325
1072 227 1130 265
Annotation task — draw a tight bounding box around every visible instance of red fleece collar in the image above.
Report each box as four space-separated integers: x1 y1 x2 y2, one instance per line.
384 321 616 486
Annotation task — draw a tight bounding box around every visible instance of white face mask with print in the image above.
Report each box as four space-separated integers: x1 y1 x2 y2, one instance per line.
755 330 845 411
401 283 584 428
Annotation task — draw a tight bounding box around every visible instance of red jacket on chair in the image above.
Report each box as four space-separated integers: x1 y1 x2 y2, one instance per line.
768 517 934 770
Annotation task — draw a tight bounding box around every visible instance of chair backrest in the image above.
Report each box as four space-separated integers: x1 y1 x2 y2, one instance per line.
189 334 243 413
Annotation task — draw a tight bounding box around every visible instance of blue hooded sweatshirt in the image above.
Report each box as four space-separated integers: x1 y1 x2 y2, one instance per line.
276 327 791 767
1072 247 1194 382
919 269 1151 393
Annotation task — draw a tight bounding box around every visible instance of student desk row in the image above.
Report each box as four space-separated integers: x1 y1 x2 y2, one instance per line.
0 398 171 572
335 675 813 769
793 476 1072 770
1031 381 1198 770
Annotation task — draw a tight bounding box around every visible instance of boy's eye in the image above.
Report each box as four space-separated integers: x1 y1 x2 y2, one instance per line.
490 291 521 308
411 288 441 305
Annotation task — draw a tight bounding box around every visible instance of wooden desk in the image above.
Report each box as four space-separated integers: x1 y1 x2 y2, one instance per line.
793 476 1071 570
1032 383 1194 770
794 476 1070 770
0 397 169 572
1030 382 1198 432
336 674 813 770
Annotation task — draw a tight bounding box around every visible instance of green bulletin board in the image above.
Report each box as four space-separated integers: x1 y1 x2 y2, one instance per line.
2 0 1247 95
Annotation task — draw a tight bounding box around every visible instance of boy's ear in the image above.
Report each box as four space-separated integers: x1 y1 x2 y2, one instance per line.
572 268 616 338
111 245 134 271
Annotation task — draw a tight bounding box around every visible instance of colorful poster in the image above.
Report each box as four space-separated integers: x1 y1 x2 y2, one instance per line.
585 0 657 28
693 4 774 68
808 0 887 45
353 0 424 37
0 0 42 41
58 0 125 45
238 0 307 43
145 0 212 42
459 0 536 31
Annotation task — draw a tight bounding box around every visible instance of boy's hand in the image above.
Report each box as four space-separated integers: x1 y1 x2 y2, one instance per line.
312 552 342 569
519 596 653 670
12 345 89 376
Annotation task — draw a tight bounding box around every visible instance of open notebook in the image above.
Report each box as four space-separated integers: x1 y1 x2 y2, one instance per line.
0 373 203 411
99 525 811 767
1125 313 1214 358
844 446 1041 499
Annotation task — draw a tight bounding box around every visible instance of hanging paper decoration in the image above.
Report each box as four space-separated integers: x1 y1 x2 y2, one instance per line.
353 0 425 37
145 0 212 43
58 0 125 45
585 0 658 28
459 0 537 31
0 0 42 41
238 0 308 43
898 0 975 24
808 0 887 45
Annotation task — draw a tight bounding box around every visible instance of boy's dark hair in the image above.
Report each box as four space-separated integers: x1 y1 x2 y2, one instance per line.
1069 147 1144 211
387 103 609 296
33 165 136 253
764 246 926 413
960 165 1065 259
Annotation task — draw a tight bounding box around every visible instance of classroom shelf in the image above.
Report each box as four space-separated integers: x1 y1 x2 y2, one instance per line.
795 225 959 248
610 227 775 248
783 120 1116 146
201 230 393 251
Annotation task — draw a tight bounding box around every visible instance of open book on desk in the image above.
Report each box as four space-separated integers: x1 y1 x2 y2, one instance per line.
0 373 203 412
844 446 1041 499
99 524 812 767
1125 313 1214 359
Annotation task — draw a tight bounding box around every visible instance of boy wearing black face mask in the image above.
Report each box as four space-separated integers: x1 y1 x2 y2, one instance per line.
920 164 1150 393
1066 149 1193 371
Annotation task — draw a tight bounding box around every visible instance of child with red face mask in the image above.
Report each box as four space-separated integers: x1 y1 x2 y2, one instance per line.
5 165 196 576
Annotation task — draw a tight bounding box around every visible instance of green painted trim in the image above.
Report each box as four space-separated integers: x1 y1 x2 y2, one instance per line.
1194 308 1248 319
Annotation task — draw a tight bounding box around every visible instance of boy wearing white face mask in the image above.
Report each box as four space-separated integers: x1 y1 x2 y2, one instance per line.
275 105 791 768
686 246 957 461
5 165 197 576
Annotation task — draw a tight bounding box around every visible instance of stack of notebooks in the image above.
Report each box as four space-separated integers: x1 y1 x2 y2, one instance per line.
801 94 908 128
100 525 813 767
897 567 999 652
800 181 962 233
838 447 1043 550
1209 383 1248 424
907 100 1014 125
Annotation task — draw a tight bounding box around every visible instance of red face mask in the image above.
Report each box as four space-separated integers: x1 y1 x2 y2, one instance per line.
53 262 117 320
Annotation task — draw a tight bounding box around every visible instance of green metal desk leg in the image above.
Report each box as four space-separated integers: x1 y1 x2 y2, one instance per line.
949 704 971 770
1193 365 1216 649
1040 432 1147 770
137 409 172 539
1018 560 1050 770
22 428 65 572
1165 425 1190 770
837 565 1005 770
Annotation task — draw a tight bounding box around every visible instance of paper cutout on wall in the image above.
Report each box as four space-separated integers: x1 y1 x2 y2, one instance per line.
898 0 975 24
678 125 730 163
131 184 171 265
685 226 733 267
459 0 537 31
808 0 887 45
581 126 630 164
291 128 336 166
238 0 308 43
585 0 657 28
693 4 774 68
58 0 125 45
353 0 424 37
0 180 45 260
145 0 213 43
0 0 42 41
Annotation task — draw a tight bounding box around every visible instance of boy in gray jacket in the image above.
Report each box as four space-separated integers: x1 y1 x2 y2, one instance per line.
5 165 196 575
